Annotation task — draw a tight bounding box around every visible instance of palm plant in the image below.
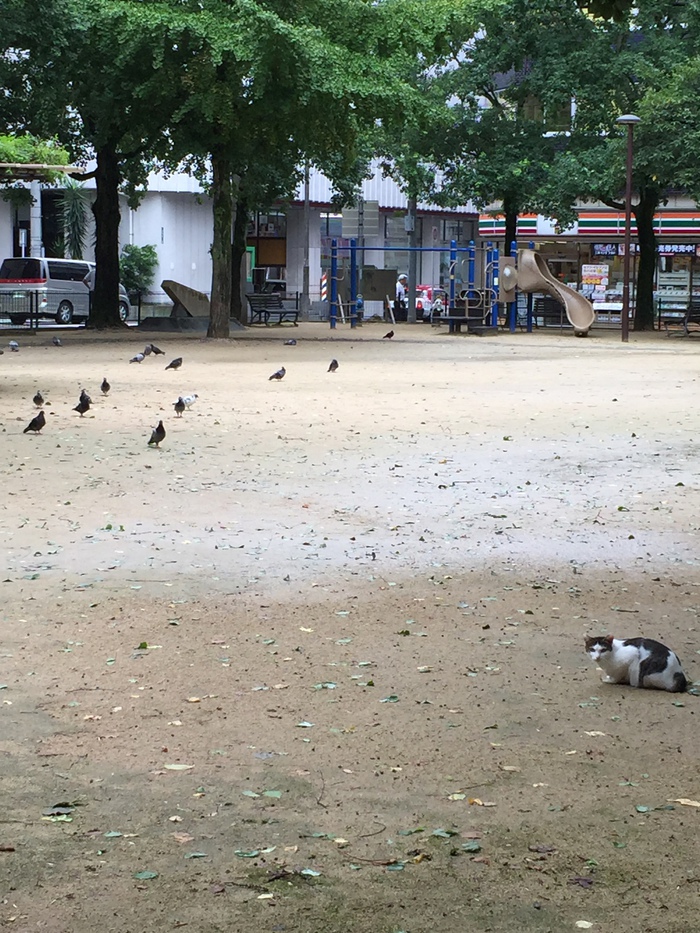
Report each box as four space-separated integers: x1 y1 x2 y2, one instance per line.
58 178 90 259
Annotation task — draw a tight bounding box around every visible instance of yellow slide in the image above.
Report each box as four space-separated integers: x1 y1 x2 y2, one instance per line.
517 249 595 336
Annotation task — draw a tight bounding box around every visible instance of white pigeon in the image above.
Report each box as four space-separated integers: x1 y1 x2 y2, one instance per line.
9 340 19 352
181 393 199 408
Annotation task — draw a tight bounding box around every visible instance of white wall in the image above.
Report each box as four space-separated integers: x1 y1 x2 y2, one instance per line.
130 191 213 302
0 200 13 259
286 206 322 299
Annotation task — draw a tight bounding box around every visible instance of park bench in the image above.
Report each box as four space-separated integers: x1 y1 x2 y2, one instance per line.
663 298 700 337
247 293 299 326
533 295 568 328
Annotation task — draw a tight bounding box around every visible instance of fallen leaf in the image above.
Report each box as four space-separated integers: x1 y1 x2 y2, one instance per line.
584 731 607 737
164 764 194 771
670 798 700 808
171 832 195 844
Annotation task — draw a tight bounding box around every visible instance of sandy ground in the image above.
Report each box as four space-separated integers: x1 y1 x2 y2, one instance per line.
1 322 700 933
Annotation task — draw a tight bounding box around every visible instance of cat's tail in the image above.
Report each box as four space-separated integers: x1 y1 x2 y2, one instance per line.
673 671 688 693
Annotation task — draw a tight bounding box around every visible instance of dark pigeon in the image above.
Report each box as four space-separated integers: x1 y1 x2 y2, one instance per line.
174 397 185 417
383 330 394 339
148 420 166 447
33 391 44 407
328 359 339 373
23 410 46 434
165 357 183 371
73 398 90 417
268 366 286 381
149 344 164 355
101 377 110 395
80 388 92 406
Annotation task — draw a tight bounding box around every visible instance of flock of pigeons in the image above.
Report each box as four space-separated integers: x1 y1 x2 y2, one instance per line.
19 340 197 447
15 333 357 446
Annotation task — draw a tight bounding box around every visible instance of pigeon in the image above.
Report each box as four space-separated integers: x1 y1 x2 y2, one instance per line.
101 377 111 395
130 353 145 364
80 388 92 406
143 345 152 356
149 344 164 355
268 366 286 381
328 359 339 373
23 410 45 434
383 330 394 339
73 398 90 417
52 336 62 347
283 339 297 346
9 340 19 352
182 393 198 409
174 397 185 417
165 357 183 371
148 420 166 447
33 391 44 407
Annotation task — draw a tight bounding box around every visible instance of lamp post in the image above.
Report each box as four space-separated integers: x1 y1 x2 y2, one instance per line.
616 113 641 343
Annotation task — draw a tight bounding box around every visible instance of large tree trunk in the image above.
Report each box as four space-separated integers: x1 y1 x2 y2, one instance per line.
633 186 659 331
503 195 518 255
231 193 248 324
89 144 123 328
207 154 232 339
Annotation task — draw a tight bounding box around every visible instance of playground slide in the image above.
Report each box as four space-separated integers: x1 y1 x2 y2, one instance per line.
517 249 595 336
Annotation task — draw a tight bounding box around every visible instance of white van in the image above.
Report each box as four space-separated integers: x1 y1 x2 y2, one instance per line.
0 257 131 325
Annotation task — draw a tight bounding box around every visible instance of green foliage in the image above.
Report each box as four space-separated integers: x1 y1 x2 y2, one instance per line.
0 134 69 166
58 179 90 259
120 244 159 297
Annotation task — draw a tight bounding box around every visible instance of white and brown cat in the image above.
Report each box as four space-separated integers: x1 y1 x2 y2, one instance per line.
585 635 687 693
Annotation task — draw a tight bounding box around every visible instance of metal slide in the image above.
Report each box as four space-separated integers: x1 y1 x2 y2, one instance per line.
517 249 595 336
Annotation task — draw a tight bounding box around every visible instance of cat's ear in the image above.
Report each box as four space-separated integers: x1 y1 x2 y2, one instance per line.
584 636 595 650
602 635 614 647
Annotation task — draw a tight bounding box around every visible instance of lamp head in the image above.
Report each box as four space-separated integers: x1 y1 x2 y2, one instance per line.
616 113 641 126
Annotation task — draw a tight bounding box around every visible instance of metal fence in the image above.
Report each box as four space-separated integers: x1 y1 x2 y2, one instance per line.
0 289 41 331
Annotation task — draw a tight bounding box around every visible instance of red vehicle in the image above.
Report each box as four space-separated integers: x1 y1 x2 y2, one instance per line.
416 285 448 320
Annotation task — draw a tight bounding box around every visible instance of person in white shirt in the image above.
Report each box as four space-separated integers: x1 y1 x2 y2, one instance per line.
394 273 408 318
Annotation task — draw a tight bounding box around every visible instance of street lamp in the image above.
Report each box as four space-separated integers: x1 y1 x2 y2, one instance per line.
616 113 641 343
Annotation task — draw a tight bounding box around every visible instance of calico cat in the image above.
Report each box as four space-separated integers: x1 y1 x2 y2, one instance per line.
585 635 687 693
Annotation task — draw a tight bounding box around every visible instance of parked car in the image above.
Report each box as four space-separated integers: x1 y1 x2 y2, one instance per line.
0 257 131 325
416 284 448 320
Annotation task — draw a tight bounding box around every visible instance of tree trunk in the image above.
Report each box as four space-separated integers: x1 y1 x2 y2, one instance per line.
89 144 123 328
231 193 248 324
503 196 518 256
632 186 659 331
207 154 233 339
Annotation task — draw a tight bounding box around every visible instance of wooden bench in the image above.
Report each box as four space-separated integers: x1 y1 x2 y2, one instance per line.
663 299 700 336
247 293 299 326
533 296 568 328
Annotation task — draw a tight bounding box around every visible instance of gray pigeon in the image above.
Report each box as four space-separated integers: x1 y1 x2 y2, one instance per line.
73 398 90 417
9 340 19 352
143 345 152 356
268 366 286 381
52 336 62 347
148 420 166 447
130 353 145 364
165 357 183 371
24 411 45 434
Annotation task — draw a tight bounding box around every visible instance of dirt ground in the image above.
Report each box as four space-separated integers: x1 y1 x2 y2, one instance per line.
1 322 700 933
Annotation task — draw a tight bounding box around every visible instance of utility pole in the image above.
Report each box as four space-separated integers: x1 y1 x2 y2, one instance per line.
406 195 417 324
301 160 310 318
